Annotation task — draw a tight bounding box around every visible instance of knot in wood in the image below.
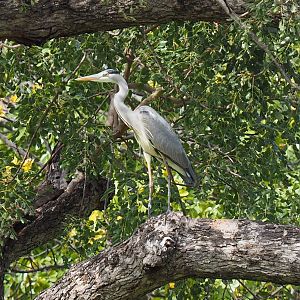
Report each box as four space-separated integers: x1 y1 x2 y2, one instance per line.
160 236 176 251
107 253 119 267
142 235 177 271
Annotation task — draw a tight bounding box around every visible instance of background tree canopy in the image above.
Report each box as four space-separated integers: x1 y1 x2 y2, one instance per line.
1 0 300 298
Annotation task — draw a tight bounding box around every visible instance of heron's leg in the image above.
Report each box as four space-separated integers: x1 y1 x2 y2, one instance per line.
161 155 173 214
144 152 153 217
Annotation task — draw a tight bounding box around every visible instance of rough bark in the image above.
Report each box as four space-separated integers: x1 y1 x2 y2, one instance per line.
0 0 247 45
36 212 300 300
3 174 109 267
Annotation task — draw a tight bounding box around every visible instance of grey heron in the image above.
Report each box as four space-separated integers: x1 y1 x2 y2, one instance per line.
76 69 196 215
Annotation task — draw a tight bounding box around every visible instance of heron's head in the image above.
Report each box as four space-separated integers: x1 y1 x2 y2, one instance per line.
76 69 121 83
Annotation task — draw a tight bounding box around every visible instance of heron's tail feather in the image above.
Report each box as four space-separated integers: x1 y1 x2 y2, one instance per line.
161 154 196 187
182 166 197 187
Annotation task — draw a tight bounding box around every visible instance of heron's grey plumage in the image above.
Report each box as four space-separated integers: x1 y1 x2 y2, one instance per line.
135 106 196 186
76 69 196 215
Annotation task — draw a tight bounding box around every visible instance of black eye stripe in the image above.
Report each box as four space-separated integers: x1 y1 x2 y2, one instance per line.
105 68 119 74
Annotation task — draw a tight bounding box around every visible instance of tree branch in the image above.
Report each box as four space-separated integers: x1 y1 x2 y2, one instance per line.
0 0 246 45
137 87 164 108
9 264 68 274
0 132 43 168
36 212 300 300
3 174 109 266
215 0 300 91
0 41 22 49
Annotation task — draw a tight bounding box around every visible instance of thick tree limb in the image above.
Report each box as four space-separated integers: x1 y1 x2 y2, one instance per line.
3 174 109 265
1 0 246 45
36 212 300 300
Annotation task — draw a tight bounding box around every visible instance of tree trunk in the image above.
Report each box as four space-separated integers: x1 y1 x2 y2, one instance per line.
36 212 300 300
1 0 247 45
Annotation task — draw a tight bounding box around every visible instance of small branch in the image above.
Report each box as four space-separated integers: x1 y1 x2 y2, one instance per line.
4 174 108 264
33 142 64 180
144 24 160 34
237 280 261 300
215 0 300 91
8 93 59 183
136 87 163 108
0 132 43 168
0 42 22 49
128 83 155 94
106 92 119 132
129 83 195 108
9 53 88 183
9 264 68 274
270 286 284 297
63 51 88 83
0 115 15 123
123 49 134 82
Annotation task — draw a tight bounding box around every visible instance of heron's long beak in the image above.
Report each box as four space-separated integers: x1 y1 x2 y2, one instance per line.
75 74 99 82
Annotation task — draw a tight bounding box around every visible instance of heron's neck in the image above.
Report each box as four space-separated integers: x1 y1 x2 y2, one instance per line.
113 77 134 128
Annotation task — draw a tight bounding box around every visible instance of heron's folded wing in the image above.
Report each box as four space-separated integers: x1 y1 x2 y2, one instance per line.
136 106 191 170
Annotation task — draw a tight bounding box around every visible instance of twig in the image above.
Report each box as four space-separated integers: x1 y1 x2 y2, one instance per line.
238 279 261 300
0 115 15 123
32 142 64 180
106 92 119 131
270 286 284 297
215 0 300 91
9 52 88 183
0 42 22 49
63 51 88 83
0 132 43 167
128 83 155 94
144 24 160 34
80 129 88 213
206 142 236 164
9 264 68 274
104 143 114 211
49 247 57 266
8 91 60 183
129 83 195 108
136 87 163 108
214 164 257 186
123 48 134 81
222 281 228 299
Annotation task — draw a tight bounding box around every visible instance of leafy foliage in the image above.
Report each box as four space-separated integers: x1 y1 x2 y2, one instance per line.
1 0 300 298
